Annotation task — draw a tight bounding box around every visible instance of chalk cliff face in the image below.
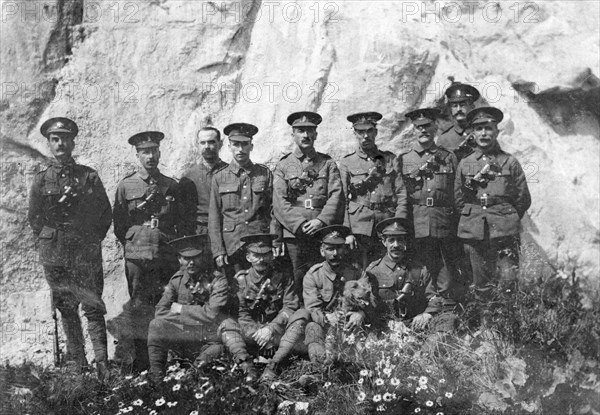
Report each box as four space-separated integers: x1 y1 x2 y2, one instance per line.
1 0 598 364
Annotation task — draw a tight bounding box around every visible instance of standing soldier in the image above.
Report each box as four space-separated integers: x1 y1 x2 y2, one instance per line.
339 112 407 268
209 123 273 276
234 234 309 381
438 82 481 161
147 235 256 383
400 108 467 331
303 226 377 363
366 218 427 321
179 127 228 235
455 107 531 318
272 112 345 298
113 131 184 372
28 117 112 379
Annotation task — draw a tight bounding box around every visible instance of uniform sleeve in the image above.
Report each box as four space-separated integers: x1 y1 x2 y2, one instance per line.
454 159 466 213
27 172 45 236
112 181 129 244
303 271 325 326
90 172 112 241
338 159 352 230
394 155 408 219
176 177 197 236
208 175 226 258
180 275 231 323
235 273 255 329
510 158 532 219
269 276 299 331
155 281 178 319
316 160 345 226
273 162 306 234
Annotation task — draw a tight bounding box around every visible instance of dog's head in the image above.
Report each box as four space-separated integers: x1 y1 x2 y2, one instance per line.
342 277 376 311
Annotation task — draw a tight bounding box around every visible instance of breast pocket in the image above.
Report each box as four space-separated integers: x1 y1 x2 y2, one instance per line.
219 183 240 210
433 166 454 190
252 179 269 205
125 188 147 212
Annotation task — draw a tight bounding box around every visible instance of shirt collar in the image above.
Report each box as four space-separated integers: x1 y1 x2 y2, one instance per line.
228 159 253 175
382 254 406 270
50 157 76 168
412 141 438 155
293 146 317 161
356 146 380 160
137 167 161 181
322 261 341 281
474 146 502 159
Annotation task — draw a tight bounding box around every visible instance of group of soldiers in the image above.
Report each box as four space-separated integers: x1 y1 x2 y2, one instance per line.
27 82 531 383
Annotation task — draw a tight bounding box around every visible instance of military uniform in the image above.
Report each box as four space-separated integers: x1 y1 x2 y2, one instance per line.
208 161 273 267
303 226 377 363
28 117 112 372
113 131 184 370
273 113 345 298
147 235 251 381
438 82 481 161
401 109 468 316
455 107 531 299
339 112 406 267
179 159 228 235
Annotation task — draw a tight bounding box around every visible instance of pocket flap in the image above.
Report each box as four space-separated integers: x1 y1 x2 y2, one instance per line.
461 206 472 216
39 226 55 239
125 188 146 201
252 180 267 192
223 222 236 232
500 205 517 215
42 186 61 195
219 184 239 194
125 226 139 240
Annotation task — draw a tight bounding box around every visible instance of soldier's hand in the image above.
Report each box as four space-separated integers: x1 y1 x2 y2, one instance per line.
345 235 358 250
302 219 324 236
411 312 433 331
170 302 183 315
252 326 273 348
345 312 365 330
216 255 229 269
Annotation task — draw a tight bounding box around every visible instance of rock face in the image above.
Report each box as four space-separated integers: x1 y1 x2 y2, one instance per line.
1 0 598 365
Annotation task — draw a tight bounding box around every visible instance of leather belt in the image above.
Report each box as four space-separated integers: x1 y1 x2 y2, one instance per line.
353 199 395 211
469 195 509 208
410 197 451 207
292 199 326 210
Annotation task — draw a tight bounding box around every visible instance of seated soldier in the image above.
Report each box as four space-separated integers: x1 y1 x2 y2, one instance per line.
147 234 257 382
235 234 309 381
366 218 428 321
303 225 379 363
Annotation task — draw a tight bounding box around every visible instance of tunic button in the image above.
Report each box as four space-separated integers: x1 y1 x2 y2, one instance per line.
243 197 247 200
61 174 65 178
427 189 431 192
245 221 249 224
244 209 248 213
243 185 247 189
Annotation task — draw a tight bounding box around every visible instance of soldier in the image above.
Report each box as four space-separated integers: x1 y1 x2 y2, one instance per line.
179 127 228 235
303 226 378 363
147 234 256 382
209 123 273 276
28 117 112 379
272 112 345 299
365 218 427 320
113 131 184 371
438 82 481 161
339 111 407 268
401 108 467 331
455 107 531 314
234 234 309 381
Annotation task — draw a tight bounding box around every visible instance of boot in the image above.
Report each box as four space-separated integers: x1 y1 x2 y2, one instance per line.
96 359 110 383
194 344 224 369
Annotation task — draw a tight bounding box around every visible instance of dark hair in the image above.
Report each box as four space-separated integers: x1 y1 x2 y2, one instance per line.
198 126 221 141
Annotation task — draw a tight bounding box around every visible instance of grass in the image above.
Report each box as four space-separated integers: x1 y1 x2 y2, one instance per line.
1 266 599 415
